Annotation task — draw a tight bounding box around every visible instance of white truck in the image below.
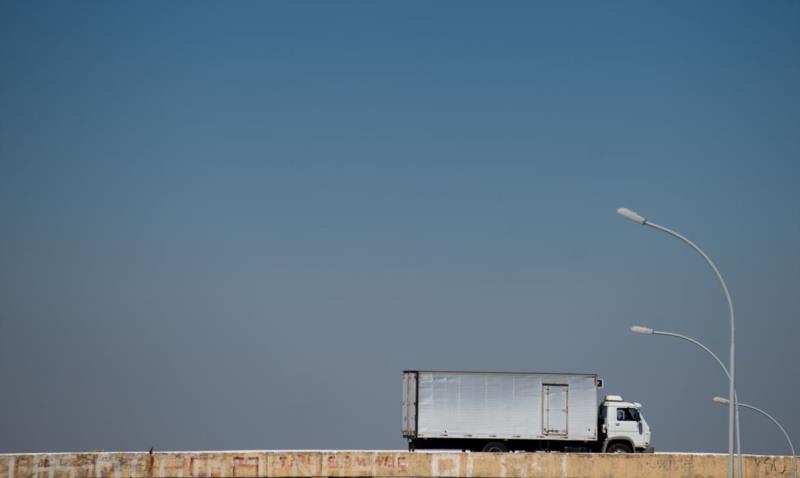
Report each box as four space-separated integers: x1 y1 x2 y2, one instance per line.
402 370 653 453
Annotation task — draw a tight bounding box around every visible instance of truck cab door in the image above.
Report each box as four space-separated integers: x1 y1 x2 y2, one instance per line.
607 406 643 445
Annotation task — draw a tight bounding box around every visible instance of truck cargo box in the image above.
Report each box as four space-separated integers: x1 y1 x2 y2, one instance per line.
402 370 600 442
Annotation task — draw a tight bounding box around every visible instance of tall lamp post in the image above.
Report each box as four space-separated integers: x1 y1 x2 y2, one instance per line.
631 325 742 477
713 397 796 478
617 207 736 478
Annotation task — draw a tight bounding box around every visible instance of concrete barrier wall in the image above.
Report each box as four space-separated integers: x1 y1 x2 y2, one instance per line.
0 451 796 478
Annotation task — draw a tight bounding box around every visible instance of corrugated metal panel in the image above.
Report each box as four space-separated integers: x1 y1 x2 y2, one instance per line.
401 372 417 437
415 371 597 441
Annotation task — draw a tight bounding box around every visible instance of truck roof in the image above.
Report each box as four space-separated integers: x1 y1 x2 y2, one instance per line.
603 400 642 408
404 370 598 377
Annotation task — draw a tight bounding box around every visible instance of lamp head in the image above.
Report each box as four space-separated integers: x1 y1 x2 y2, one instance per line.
617 208 646 225
631 325 654 335
713 397 730 405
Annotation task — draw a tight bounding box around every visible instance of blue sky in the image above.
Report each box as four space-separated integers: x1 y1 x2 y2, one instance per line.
1 1 799 454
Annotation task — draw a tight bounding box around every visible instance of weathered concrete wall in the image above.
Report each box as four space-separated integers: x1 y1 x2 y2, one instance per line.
0 451 796 478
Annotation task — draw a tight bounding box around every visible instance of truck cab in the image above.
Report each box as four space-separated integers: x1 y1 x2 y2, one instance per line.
599 395 653 453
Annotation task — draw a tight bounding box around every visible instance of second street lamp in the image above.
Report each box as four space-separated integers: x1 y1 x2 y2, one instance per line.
631 325 742 477
618 207 737 478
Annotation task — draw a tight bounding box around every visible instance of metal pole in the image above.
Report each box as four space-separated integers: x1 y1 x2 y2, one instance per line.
643 221 735 478
651 330 743 478
617 209 736 478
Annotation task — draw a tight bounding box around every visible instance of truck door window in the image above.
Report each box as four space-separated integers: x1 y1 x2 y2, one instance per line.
616 408 640 421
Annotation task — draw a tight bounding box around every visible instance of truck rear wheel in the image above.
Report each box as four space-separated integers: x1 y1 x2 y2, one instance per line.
606 442 633 453
481 442 508 452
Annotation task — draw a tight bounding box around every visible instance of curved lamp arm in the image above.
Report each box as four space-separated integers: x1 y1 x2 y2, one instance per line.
714 397 796 478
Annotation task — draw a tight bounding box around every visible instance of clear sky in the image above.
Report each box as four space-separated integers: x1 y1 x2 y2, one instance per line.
1 1 798 455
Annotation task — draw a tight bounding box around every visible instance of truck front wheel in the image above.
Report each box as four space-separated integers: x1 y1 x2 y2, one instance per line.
606 442 633 453
481 442 508 452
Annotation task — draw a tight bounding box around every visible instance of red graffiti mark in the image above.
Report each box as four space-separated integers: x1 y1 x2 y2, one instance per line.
327 455 339 468
232 456 259 477
370 455 408 471
375 456 396 468
275 454 314 470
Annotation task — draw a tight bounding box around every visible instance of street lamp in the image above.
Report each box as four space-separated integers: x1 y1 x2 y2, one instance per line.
618 207 737 478
713 397 796 478
631 325 742 477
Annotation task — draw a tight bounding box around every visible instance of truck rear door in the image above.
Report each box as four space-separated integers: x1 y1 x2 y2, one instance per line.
543 384 568 436
402 372 417 437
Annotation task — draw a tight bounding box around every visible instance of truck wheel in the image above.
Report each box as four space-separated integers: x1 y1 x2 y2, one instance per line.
482 442 508 452
606 442 633 453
